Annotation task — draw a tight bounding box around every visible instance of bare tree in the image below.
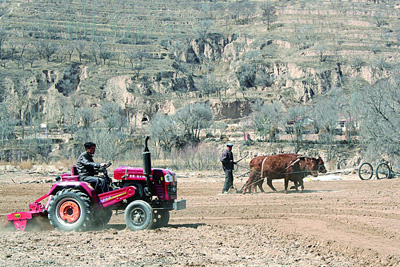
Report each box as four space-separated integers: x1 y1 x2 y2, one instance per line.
64 43 75 62
314 43 328 62
75 40 87 63
124 50 150 78
285 105 308 153
91 129 129 161
25 51 38 69
34 41 59 62
338 87 361 145
0 30 7 59
99 45 114 65
356 69 400 161
251 101 283 142
261 0 277 30
124 51 136 69
49 94 73 131
19 41 28 58
9 41 18 60
350 56 365 73
174 103 213 143
150 113 180 152
0 102 17 146
98 101 125 131
214 121 228 139
13 41 29 68
229 0 257 24
370 41 381 55
90 43 100 65
199 74 222 97
372 57 390 72
373 11 388 28
170 143 220 171
76 107 95 129
312 91 341 161
193 19 213 43
194 1 225 21
132 64 145 80
136 50 151 64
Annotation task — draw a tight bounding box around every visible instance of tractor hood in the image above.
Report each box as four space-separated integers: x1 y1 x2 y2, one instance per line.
113 166 175 181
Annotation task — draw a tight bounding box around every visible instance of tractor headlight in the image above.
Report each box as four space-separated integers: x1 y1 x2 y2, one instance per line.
165 173 174 183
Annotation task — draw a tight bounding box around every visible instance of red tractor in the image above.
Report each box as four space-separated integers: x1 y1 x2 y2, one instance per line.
7 137 186 231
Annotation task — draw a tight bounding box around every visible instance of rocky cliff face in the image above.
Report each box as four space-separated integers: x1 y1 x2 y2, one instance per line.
13 33 389 126
209 99 252 120
55 64 87 96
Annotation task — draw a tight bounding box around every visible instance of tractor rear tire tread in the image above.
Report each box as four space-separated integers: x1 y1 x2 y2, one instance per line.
48 188 93 232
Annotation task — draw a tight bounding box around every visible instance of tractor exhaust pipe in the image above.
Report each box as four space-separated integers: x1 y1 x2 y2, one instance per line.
142 136 152 192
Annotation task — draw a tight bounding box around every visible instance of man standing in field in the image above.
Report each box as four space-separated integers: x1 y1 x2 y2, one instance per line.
220 143 236 194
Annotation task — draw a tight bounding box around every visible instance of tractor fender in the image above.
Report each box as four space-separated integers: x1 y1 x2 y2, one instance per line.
47 181 97 199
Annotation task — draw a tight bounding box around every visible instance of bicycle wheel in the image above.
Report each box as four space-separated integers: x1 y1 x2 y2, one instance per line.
358 162 373 180
376 162 391 179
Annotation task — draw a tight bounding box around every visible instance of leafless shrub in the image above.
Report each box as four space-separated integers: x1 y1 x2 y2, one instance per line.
170 143 220 171
357 68 400 162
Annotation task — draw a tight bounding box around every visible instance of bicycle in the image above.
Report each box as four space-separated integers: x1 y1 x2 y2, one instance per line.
358 161 400 180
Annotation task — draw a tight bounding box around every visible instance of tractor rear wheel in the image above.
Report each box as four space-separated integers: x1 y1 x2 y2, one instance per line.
124 200 153 231
151 210 170 229
48 188 93 232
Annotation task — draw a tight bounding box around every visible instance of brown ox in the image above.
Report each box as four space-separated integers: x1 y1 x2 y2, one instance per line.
242 154 327 194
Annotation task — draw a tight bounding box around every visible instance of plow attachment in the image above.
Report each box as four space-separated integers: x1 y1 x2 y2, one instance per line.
7 202 49 231
6 192 51 231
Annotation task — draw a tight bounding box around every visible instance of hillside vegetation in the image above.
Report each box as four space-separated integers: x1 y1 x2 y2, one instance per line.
0 0 399 169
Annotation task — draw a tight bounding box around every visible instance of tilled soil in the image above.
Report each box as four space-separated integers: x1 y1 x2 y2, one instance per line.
0 171 399 266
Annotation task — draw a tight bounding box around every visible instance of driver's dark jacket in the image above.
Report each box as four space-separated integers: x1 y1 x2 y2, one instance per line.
76 151 100 179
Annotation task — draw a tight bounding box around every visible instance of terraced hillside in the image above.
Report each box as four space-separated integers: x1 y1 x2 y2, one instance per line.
0 0 399 163
1 0 398 100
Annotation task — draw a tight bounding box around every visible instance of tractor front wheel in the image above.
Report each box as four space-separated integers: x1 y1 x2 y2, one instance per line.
48 189 93 232
124 200 153 231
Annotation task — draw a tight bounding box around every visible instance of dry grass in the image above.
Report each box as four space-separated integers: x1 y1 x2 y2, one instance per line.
18 159 34 170
0 159 35 170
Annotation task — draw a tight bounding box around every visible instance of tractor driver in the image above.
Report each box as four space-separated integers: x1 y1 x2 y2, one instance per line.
76 142 109 193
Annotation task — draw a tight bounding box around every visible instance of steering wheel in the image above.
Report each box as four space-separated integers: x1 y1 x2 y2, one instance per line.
99 161 112 172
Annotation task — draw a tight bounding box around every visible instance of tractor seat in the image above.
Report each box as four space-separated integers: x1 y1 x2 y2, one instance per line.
60 166 80 182
71 166 79 175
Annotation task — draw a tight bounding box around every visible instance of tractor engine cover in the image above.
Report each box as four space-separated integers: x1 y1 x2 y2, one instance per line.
114 166 178 201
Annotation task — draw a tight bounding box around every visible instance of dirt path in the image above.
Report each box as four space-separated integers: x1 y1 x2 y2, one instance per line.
0 171 399 266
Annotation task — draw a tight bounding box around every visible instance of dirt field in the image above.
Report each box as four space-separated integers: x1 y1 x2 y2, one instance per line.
0 170 399 267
